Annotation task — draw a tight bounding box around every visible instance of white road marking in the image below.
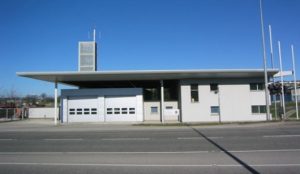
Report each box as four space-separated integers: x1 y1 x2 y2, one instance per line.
263 135 300 138
0 139 15 141
0 151 209 155
177 137 202 140
43 139 83 141
208 136 224 139
177 137 223 140
0 162 299 167
2 149 300 155
101 138 150 141
228 149 300 153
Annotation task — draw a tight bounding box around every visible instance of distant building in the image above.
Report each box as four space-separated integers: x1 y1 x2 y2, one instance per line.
291 88 300 102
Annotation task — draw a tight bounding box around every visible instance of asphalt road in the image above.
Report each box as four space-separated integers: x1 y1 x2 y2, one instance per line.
0 120 300 174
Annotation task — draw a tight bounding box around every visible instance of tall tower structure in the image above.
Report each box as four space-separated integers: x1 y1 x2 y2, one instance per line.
78 29 97 72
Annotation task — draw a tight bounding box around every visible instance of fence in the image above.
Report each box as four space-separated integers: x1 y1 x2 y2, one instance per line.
0 108 28 121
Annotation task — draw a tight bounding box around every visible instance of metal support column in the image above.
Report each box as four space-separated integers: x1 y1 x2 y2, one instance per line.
54 81 58 125
160 80 165 124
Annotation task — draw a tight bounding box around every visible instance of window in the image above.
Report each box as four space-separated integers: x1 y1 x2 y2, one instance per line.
250 83 265 91
151 107 158 114
211 106 220 115
114 108 120 114
122 108 128 114
260 106 266 113
166 106 173 109
129 108 135 114
210 84 219 91
144 88 160 101
107 108 112 114
91 108 97 115
191 84 199 102
76 108 82 115
69 108 75 115
84 108 90 115
251 105 266 114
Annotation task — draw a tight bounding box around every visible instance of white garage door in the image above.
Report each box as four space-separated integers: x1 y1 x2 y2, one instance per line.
67 97 102 122
105 96 137 122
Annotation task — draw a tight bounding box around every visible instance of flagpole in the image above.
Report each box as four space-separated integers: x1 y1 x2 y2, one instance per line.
269 25 277 120
291 45 299 120
259 0 271 120
278 41 286 119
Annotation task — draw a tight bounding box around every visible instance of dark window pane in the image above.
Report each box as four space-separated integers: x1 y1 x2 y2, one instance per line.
210 84 218 91
144 88 160 101
252 106 259 113
191 91 199 102
151 107 158 113
191 84 198 91
166 106 173 109
257 83 265 90
260 106 266 113
211 106 219 114
191 84 199 102
250 83 257 90
114 108 120 114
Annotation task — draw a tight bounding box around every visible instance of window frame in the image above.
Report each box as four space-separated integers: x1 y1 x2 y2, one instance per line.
210 83 219 92
210 106 220 115
251 105 266 114
190 84 199 103
250 83 265 91
150 106 158 114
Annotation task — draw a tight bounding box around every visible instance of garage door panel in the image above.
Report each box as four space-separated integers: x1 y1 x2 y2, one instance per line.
67 97 103 122
105 96 137 122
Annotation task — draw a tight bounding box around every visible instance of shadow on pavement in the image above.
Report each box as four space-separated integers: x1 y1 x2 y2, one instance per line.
191 127 259 174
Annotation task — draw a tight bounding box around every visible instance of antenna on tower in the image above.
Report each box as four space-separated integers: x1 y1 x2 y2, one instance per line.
93 28 96 42
98 31 101 40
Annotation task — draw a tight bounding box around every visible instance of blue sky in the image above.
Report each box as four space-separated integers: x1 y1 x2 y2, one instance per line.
0 0 299 96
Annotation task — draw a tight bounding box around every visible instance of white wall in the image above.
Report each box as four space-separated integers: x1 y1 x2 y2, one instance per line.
29 108 58 119
180 78 268 122
164 101 179 121
144 102 160 121
180 80 219 122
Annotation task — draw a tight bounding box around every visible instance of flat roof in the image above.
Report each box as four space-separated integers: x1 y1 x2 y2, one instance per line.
17 69 279 87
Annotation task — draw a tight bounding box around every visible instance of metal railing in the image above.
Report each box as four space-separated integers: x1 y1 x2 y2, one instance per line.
0 108 28 121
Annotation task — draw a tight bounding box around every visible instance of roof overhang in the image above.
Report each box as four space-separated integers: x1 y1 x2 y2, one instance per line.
17 69 279 87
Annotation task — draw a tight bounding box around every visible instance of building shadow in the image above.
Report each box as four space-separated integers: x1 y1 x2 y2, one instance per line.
191 127 260 174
